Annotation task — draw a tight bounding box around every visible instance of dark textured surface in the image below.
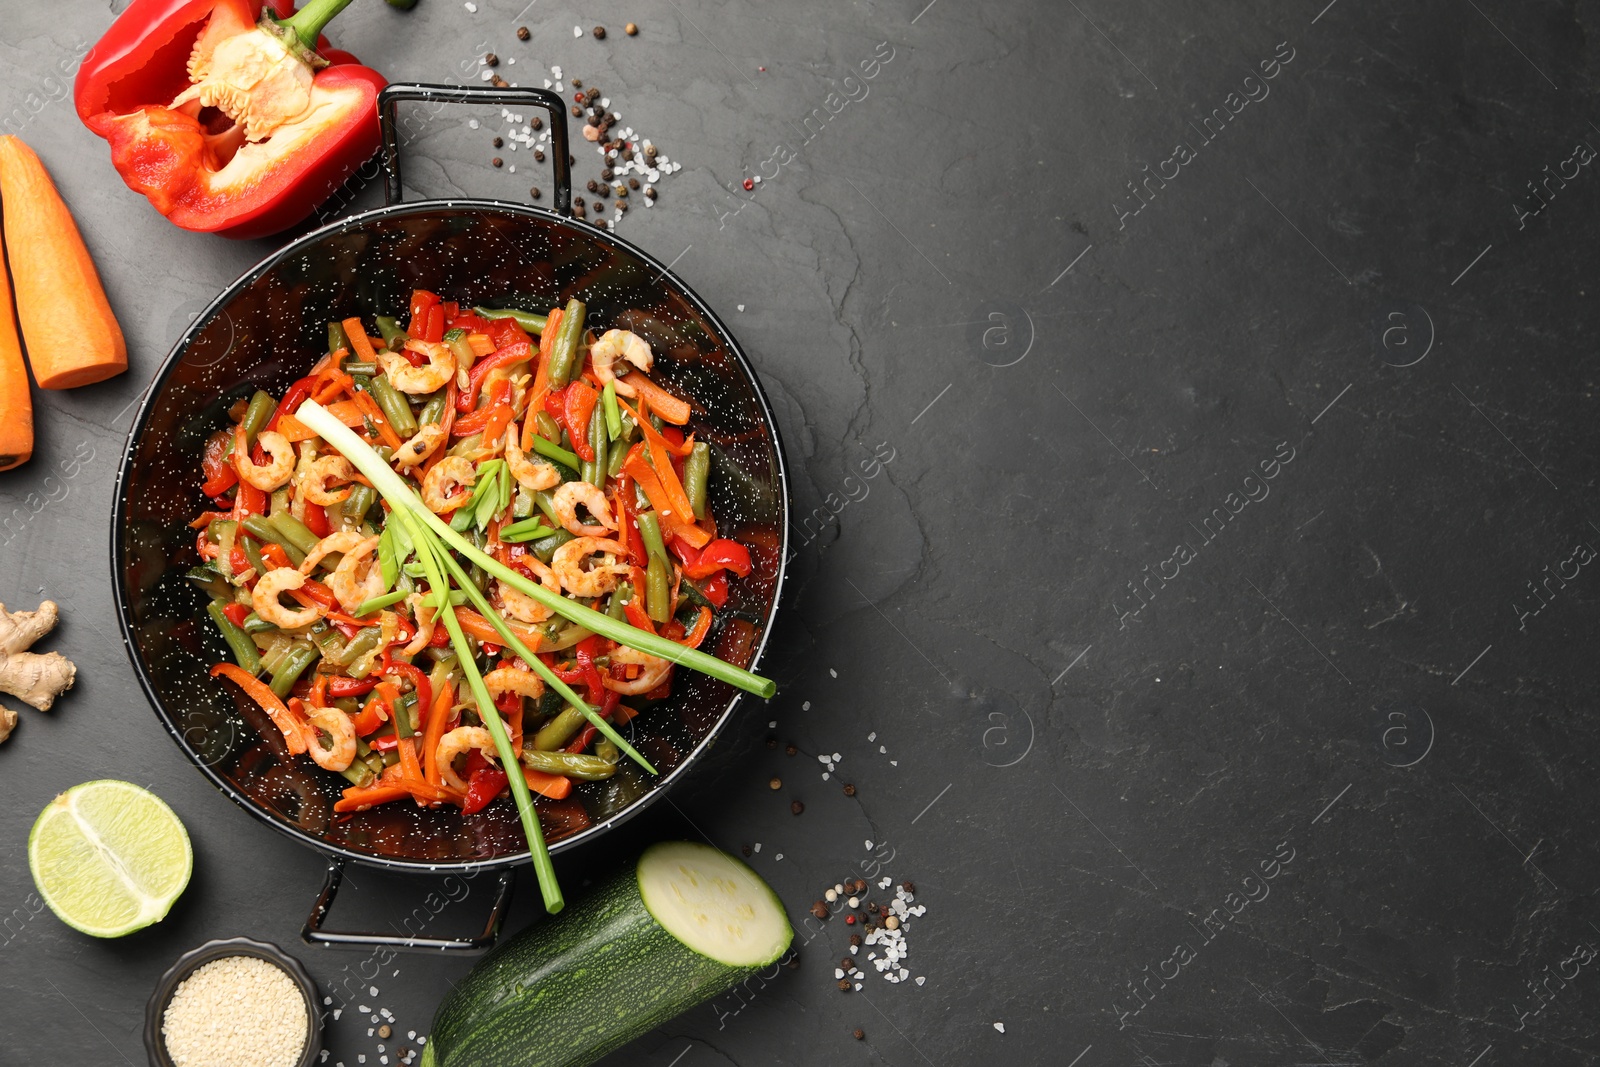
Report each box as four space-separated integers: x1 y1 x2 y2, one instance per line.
1 1 1596 1065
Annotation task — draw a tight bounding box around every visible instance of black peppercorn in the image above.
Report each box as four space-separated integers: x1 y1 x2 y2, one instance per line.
484 53 498 67
593 25 606 38
785 743 797 756
528 186 541 199
491 157 502 167
628 177 640 189
837 979 850 992
586 88 600 103
601 168 614 181
531 116 543 130
840 958 854 970
791 800 804 815
765 737 777 748
491 75 509 88
571 78 582 88
809 900 828 920
586 179 598 193
843 782 856 796
853 1029 865 1041
741 844 752 856
492 136 503 148
516 25 530 40
849 933 862 947
571 106 582 117
616 200 627 213
613 184 627 198
533 148 545 162
644 187 656 200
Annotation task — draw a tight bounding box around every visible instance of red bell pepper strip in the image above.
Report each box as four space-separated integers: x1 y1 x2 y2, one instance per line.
564 381 599 463
697 571 730 609
407 290 439 333
303 501 330 537
458 341 533 412
221 602 251 628
486 315 532 351
200 429 238 496
326 675 377 699
383 661 432 726
461 765 507 814
682 538 753 580
623 595 656 635
452 379 512 437
75 0 387 239
266 375 316 432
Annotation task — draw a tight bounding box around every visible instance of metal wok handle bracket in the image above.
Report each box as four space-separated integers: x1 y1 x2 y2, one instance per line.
302 856 516 953
378 82 573 217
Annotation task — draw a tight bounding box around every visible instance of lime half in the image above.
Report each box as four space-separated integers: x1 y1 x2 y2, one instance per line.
28 780 192 938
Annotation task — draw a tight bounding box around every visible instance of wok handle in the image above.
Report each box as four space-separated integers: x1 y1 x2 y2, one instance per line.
377 82 573 217
301 857 516 953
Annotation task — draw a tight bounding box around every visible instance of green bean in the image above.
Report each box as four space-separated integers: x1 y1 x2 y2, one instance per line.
241 534 268 577
328 321 351 354
530 529 574 563
343 484 377 527
343 359 378 376
417 389 449 428
368 374 418 437
355 590 409 616
241 612 277 635
546 298 586 387
269 641 319 698
501 517 558 543
535 410 562 443
607 582 632 621
474 306 548 334
269 513 320 555
393 691 417 738
207 601 262 673
684 442 710 521
601 380 623 440
532 706 588 751
645 554 671 624
595 737 620 764
240 390 276 447
447 332 477 372
374 315 408 351
533 490 561 528
340 761 377 788
636 511 669 563
585 401 609 489
528 434 580 470
242 515 306 566
185 564 232 603
340 628 383 673
522 750 618 780
607 434 629 479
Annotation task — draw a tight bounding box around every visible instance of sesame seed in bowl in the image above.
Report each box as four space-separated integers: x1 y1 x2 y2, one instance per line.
145 937 322 1067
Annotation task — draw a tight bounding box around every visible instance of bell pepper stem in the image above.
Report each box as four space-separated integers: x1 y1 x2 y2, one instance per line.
269 0 359 59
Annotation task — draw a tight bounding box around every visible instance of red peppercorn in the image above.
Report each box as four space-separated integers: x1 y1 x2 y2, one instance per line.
845 915 856 925
742 178 754 191
575 92 585 102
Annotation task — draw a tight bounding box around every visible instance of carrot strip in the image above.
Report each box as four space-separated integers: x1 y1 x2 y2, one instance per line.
620 372 690 424
454 607 543 652
351 389 404 451
423 681 452 786
522 765 573 800
0 136 126 390
0 207 30 469
342 318 377 362
467 332 495 358
334 784 412 812
210 662 307 755
277 400 366 442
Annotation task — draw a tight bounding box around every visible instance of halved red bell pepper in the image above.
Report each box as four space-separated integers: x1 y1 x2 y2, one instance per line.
74 0 386 239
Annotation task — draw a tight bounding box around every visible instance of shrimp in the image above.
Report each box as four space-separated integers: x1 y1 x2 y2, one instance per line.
393 424 446 470
300 706 356 772
492 556 561 624
235 428 295 491
435 726 499 792
326 534 384 612
504 426 560 492
485 666 546 704
551 537 631 597
300 455 355 506
379 339 456 394
551 480 617 537
297 530 368 576
402 593 437 656
252 568 322 628
602 644 674 695
589 329 653 397
422 456 476 514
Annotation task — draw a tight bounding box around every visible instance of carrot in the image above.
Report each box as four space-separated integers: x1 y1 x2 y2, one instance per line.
277 399 365 442
522 765 573 800
423 680 452 786
453 607 542 652
0 219 30 470
209 662 307 755
0 136 125 390
620 372 690 424
334 784 413 813
341 317 377 362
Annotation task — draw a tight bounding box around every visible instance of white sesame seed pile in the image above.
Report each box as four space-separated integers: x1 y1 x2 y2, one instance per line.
162 956 308 1067
861 879 926 985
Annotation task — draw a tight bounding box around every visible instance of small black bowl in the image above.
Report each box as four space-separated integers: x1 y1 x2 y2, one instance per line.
144 936 322 1067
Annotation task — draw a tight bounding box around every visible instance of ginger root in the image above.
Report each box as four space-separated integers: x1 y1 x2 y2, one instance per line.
0 601 76 720
0 705 14 744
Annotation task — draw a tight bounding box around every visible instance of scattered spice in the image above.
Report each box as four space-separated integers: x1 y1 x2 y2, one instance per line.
785 743 797 756
853 1028 866 1040
628 176 640 189
586 179 598 193
528 186 540 199
741 844 752 856
533 148 545 162
843 783 856 796
162 956 307 1067
571 78 582 88
837 979 850 992
742 178 754 191
845 915 855 925
768 777 782 790
492 136 503 148
810 900 828 920
765 737 778 748
593 25 606 38
516 26 530 40
791 800 805 815
491 74 509 88
850 933 862 948
644 187 656 200
626 22 638 35
570 105 582 117
484 52 498 67
378 1024 392 1039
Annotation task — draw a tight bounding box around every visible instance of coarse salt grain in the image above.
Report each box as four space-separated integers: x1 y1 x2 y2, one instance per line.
573 25 582 36
162 956 307 1067
462 1 475 9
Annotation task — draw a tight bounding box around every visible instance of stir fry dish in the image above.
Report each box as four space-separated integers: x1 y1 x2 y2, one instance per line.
188 291 771 909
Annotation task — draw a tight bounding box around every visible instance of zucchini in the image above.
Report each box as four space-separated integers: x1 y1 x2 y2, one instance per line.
422 842 792 1067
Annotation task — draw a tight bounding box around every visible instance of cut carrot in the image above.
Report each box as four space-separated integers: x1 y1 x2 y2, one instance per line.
453 607 542 652
341 317 377 362
0 215 30 470
522 765 573 800
0 136 126 390
209 662 307 755
423 681 452 786
334 784 412 812
276 399 366 442
620 372 690 424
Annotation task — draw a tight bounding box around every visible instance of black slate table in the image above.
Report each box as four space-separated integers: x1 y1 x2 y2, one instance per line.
2 1 1597 1064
